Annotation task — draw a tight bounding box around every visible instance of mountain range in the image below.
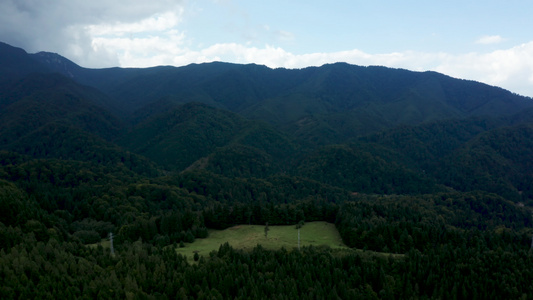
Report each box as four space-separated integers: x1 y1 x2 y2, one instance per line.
3 40 533 298
1 40 533 203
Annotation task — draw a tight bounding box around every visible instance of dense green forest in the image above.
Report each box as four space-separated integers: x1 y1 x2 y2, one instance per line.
1 41 533 298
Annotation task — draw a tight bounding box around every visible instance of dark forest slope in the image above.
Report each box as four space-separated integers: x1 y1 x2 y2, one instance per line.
119 102 300 173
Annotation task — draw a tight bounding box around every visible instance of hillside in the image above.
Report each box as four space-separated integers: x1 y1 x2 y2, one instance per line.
1 39 532 201
119 102 300 173
1 39 532 203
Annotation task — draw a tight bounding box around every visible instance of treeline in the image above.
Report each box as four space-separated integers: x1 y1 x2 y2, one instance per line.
2 149 533 298
2 234 532 299
336 192 532 253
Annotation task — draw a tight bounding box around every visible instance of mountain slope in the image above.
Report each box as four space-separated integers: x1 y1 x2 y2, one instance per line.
359 117 505 170
119 102 300 172
0 71 161 176
0 73 124 142
296 143 440 194
354 112 533 201
1 41 533 202
437 124 533 201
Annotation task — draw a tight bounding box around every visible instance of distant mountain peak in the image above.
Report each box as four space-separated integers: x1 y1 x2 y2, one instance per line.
31 51 81 79
0 42 48 79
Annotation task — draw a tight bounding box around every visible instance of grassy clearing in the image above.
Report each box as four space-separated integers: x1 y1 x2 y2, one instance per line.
87 221 404 262
176 221 348 262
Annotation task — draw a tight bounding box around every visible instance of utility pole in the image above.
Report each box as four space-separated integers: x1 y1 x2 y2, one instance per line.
264 222 269 238
298 227 300 251
109 232 115 256
296 220 304 250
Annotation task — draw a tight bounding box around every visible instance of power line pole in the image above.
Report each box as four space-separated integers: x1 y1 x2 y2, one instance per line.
109 232 115 256
296 220 304 250
298 227 300 251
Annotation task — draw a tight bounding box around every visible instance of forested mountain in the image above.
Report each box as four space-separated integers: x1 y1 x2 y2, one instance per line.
0 42 49 82
29 43 533 140
2 41 533 298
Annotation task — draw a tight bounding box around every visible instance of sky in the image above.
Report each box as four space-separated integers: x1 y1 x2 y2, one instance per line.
1 0 533 97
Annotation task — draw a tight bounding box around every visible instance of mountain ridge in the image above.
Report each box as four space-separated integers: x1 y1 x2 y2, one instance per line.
17 42 532 125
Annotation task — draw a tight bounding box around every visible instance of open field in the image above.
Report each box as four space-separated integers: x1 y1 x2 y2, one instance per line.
176 221 348 262
88 222 404 262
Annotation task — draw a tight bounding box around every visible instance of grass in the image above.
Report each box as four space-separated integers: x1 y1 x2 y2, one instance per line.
176 221 348 262
87 221 404 262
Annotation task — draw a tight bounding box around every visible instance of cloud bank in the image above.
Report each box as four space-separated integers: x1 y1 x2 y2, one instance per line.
0 0 185 67
475 35 505 45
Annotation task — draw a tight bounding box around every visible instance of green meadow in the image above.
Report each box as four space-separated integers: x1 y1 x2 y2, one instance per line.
176 221 347 262
89 221 403 263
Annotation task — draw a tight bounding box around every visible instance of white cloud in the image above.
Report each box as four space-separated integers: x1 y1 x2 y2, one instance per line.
92 31 188 67
475 35 505 45
0 0 185 67
435 42 533 96
87 11 183 36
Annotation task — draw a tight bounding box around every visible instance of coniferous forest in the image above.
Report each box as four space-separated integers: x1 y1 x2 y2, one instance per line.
1 41 533 298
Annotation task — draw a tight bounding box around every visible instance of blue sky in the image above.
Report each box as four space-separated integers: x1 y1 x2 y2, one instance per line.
1 0 532 97
186 1 528 54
